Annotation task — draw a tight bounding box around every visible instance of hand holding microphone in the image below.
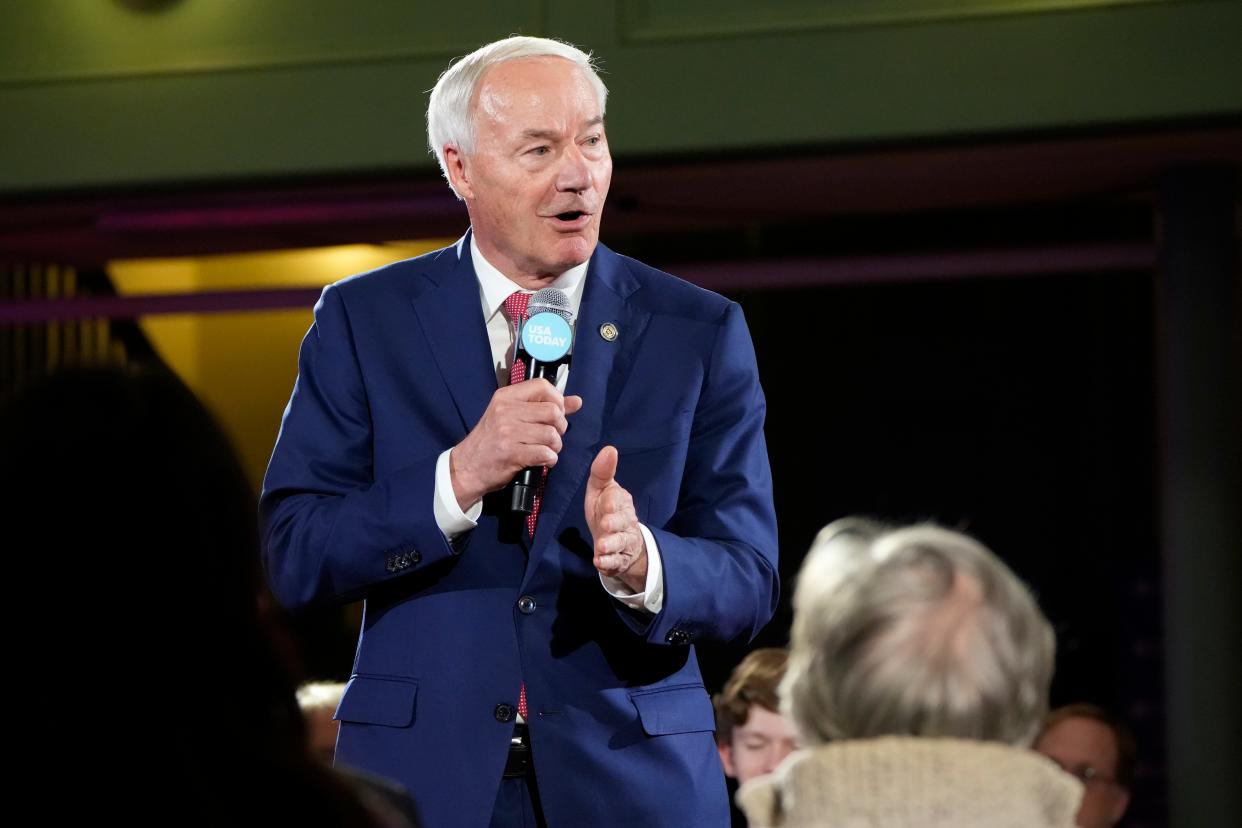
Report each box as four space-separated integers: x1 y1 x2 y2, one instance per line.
448 379 581 512
448 288 579 513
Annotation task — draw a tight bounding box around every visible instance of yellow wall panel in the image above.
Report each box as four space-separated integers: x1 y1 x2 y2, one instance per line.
107 240 451 489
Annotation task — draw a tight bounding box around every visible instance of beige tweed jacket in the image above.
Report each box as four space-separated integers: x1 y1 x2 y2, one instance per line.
737 736 1083 828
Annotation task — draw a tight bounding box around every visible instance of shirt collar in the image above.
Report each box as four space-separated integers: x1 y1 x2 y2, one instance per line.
470 231 589 320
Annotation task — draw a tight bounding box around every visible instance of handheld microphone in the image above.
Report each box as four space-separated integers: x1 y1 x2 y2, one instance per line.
509 287 576 515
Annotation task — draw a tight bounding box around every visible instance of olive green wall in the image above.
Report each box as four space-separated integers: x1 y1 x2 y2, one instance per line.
1 0 1239 192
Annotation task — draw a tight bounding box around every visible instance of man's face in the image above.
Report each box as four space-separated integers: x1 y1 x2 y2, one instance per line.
445 56 612 290
1034 716 1131 828
718 705 800 785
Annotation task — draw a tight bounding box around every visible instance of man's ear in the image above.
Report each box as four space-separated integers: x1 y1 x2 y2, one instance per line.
718 742 736 778
443 145 474 200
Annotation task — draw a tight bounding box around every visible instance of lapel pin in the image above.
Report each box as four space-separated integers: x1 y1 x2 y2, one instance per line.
599 322 619 342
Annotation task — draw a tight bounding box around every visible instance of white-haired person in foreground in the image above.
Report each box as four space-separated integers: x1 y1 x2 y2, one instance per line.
738 518 1084 828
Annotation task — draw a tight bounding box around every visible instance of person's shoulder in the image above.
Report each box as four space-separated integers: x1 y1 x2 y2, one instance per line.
604 247 734 325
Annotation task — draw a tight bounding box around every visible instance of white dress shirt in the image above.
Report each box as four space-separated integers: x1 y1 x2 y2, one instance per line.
430 234 665 614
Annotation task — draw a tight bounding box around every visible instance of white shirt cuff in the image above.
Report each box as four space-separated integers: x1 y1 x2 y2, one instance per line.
600 523 664 615
434 449 482 539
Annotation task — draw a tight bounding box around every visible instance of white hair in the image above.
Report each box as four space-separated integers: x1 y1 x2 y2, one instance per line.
426 35 609 198
781 518 1055 749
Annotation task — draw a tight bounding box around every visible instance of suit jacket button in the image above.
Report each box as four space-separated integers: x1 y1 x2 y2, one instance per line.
666 629 688 645
410 549 422 565
517 595 537 614
494 703 515 723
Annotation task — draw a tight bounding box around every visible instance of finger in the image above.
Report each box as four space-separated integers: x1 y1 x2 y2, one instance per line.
496 422 560 466
564 395 584 415
595 554 625 575
588 446 618 494
520 401 569 434
595 534 616 557
601 530 637 556
517 423 563 454
595 544 638 575
506 377 563 404
497 419 558 449
602 512 631 534
595 543 628 569
514 441 558 468
601 485 631 516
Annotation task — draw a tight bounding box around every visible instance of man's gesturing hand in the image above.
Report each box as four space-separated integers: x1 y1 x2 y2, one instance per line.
585 446 647 593
450 379 582 511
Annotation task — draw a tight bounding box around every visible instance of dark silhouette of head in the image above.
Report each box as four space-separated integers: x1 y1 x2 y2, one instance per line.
1 365 392 824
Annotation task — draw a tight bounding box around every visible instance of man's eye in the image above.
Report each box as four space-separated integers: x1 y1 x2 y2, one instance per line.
584 136 601 146
529 146 550 156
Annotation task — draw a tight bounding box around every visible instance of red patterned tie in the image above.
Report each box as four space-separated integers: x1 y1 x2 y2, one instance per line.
502 291 545 721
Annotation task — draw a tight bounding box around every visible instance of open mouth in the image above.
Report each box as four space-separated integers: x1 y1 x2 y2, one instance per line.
554 210 585 222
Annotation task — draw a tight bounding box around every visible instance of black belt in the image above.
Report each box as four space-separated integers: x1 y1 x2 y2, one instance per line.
503 723 532 778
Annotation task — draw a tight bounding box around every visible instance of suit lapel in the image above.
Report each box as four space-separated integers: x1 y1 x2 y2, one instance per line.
411 232 496 434
529 244 650 556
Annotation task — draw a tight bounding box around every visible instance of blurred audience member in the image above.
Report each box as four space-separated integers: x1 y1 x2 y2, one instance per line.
1035 703 1135 828
299 681 347 764
0 366 414 826
716 648 799 826
738 518 1082 827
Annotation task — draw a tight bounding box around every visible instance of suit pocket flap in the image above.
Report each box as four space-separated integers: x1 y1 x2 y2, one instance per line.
630 684 716 736
334 675 418 727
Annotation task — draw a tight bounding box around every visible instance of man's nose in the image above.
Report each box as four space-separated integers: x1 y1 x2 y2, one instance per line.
555 146 593 193
764 742 793 772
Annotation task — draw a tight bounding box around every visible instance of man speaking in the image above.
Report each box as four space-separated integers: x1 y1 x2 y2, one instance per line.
261 35 778 827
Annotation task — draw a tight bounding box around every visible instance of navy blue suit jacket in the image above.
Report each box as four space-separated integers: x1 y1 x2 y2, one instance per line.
261 234 779 827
